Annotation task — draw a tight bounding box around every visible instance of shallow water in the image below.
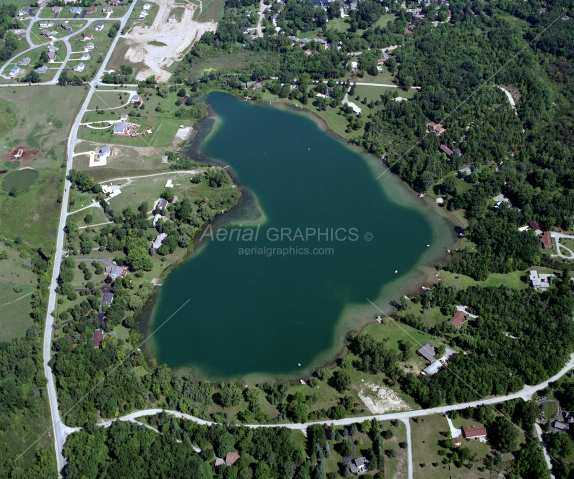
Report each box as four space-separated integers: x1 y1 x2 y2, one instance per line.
147 92 458 380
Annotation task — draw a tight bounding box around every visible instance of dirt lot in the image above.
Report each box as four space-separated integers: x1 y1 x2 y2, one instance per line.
123 0 217 81
2 145 39 164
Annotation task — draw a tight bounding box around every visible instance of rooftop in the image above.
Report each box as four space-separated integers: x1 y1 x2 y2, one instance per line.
449 310 467 328
417 343 436 363
462 425 487 438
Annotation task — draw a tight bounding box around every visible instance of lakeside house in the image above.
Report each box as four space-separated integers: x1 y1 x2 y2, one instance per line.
529 270 554 290
449 310 467 328
462 425 487 441
152 233 168 250
105 264 126 280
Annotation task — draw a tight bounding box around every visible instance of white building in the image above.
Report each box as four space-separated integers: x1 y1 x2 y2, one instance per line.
529 270 554 290
73 62 85 72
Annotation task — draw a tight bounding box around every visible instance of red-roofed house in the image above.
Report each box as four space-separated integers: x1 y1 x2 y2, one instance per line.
540 231 552 249
449 310 467 328
462 425 487 440
528 220 541 232
93 329 104 348
454 437 461 447
225 452 240 466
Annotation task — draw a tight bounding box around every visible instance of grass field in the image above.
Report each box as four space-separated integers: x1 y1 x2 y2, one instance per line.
0 282 35 341
543 401 556 420
380 419 408 478
0 86 86 247
107 38 146 76
438 270 529 290
195 0 226 22
354 85 417 103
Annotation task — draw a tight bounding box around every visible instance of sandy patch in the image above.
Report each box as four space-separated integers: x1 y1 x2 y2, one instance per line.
123 0 217 81
3 145 39 164
357 382 412 415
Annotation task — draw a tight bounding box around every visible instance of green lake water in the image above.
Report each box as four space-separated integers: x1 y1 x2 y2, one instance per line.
148 92 458 380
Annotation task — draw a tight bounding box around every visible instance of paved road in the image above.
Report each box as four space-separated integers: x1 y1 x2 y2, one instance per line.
41 1 138 476
551 232 574 259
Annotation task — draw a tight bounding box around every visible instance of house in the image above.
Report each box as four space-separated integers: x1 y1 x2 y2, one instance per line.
130 94 143 105
152 233 168 250
36 65 48 74
120 114 128 121
241 81 262 89
493 194 511 209
113 122 129 134
454 437 461 447
453 148 462 155
41 29 52 37
458 167 471 177
105 264 125 280
61 21 70 30
48 45 59 53
93 329 104 348
94 23 105 31
149 214 169 226
529 270 554 290
80 52 91 61
242 27 249 34
349 457 369 474
350 2 357 9
157 198 169 210
555 421 570 432
143 3 151 9
422 361 443 376
83 33 94 41
73 62 85 72
225 452 240 466
449 310 467 328
99 145 111 159
101 286 115 305
103 7 113 13
167 15 176 22
528 220 541 232
84 42 95 51
165 179 174 188
462 425 487 441
138 11 147 18
86 6 97 13
417 343 436 363
70 7 82 13
48 52 55 62
428 122 445 135
243 10 250 16
9 66 19 77
540 231 552 249
39 21 54 28
215 459 225 470
18 57 31 66
439 144 453 157
13 149 23 159
52 6 62 13
19 8 28 16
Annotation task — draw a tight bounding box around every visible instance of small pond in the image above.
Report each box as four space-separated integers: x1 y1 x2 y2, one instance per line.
2 169 38 193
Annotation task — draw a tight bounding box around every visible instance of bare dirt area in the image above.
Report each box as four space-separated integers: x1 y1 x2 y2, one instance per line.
123 0 217 81
2 145 39 164
356 382 412 414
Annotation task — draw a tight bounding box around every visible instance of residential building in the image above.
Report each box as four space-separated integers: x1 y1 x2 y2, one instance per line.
48 45 59 53
120 114 128 121
139 11 147 18
458 167 471 177
242 27 249 33
462 425 487 440
449 310 467 328
439 144 453 157
13 149 23 159
19 8 28 16
48 52 55 62
18 57 31 66
80 52 91 61
9 66 19 76
83 33 94 40
152 233 168 250
41 29 52 37
103 7 113 13
540 231 552 248
157 198 169 210
529 270 553 290
143 3 151 9
84 42 95 51
349 457 369 474
39 21 54 28
36 65 48 74
225 452 240 466
555 421 570 432
101 286 114 306
105 264 125 279
70 6 82 13
130 94 143 105
94 23 105 31
73 62 85 72
417 343 436 363
61 21 70 29
93 329 104 348
528 220 541 232
428 122 445 135
454 437 461 447
99 145 111 158
51 6 62 13
86 6 97 13
167 15 176 22
113 122 129 134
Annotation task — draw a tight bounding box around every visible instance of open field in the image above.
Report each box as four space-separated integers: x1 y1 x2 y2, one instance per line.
380 419 408 479
106 38 146 76
354 85 417 103
439 270 530 290
0 282 35 341
0 86 86 247
195 0 225 22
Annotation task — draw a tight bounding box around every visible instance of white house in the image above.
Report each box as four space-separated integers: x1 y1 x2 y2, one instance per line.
99 146 111 159
73 62 85 72
529 270 554 290
80 52 91 61
94 23 104 31
143 3 151 9
84 42 95 51
9 66 19 77
167 15 176 22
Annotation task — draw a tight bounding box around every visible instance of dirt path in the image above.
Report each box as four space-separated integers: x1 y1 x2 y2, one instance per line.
122 0 217 81
0 291 33 308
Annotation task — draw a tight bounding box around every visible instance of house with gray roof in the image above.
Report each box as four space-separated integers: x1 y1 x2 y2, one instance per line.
417 343 436 363
18 57 31 66
113 122 129 134
36 65 48 74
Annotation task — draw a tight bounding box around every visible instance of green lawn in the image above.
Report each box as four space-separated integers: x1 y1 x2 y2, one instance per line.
438 270 530 290
0 282 35 341
543 401 556 420
410 414 451 477
354 85 417 103
194 0 226 22
380 419 408 478
0 86 86 247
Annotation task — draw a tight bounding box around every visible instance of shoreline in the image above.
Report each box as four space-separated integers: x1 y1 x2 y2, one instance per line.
142 90 462 384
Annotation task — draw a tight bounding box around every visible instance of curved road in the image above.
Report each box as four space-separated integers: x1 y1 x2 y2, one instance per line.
41 1 138 476
551 232 574 259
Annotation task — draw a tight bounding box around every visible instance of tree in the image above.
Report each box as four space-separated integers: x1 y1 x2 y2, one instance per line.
157 84 169 98
337 439 352 457
9 186 17 197
0 250 7 260
385 448 396 458
162 188 175 202
488 417 519 452
333 370 351 393
435 345 446 358
177 88 187 97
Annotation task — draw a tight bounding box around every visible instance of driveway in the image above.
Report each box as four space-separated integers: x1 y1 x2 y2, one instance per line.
551 232 574 259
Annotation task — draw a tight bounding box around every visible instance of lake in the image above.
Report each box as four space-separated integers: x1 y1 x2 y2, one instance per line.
147 92 458 380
